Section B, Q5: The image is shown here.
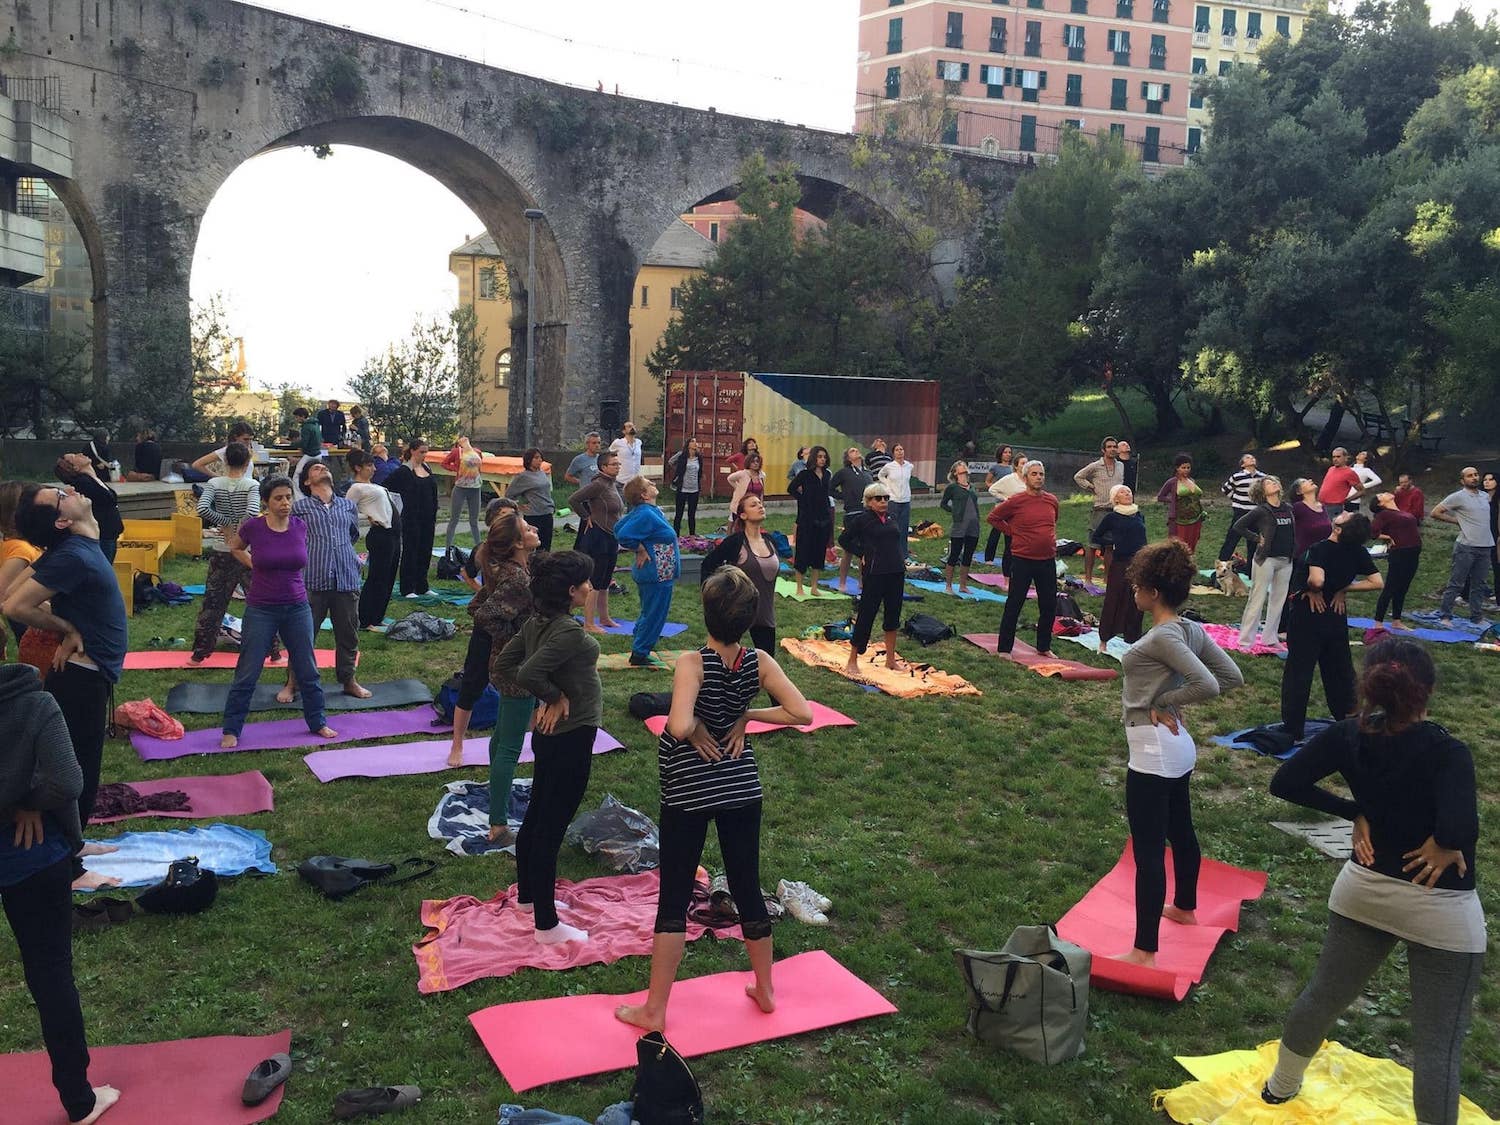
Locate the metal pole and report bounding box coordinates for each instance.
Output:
[523,208,544,448]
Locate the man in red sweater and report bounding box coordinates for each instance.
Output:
[1317,447,1363,510]
[988,460,1060,654]
[1394,472,1425,521]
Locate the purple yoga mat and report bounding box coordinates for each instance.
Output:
[304,728,626,782]
[133,708,446,761]
[91,771,275,823]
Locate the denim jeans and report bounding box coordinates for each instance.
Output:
[889,500,911,558]
[222,600,326,737]
[1440,543,1493,622]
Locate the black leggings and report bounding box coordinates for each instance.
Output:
[655,801,772,940]
[515,724,596,930]
[1125,768,1200,953]
[359,525,400,628]
[525,513,554,552]
[946,535,978,568]
[1375,546,1421,622]
[456,627,494,710]
[997,555,1057,654]
[749,624,775,655]
[673,491,699,536]
[983,526,1002,563]
[45,662,110,828]
[793,522,832,574]
[852,571,904,654]
[2,857,95,1122]
[1281,599,1356,739]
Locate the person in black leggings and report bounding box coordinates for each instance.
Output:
[1371,491,1422,628]
[446,498,519,767]
[615,567,812,1034]
[839,482,908,677]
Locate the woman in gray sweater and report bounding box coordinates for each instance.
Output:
[506,447,556,551]
[1117,539,1244,967]
[0,663,120,1124]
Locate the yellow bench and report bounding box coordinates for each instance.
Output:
[115,540,170,578]
[119,513,203,560]
[114,560,136,616]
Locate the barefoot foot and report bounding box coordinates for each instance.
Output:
[445,746,464,768]
[78,1086,121,1124]
[745,981,776,1013]
[534,922,589,945]
[78,842,120,857]
[219,733,238,749]
[275,686,296,704]
[315,726,338,739]
[583,624,607,635]
[599,618,620,629]
[186,657,206,668]
[1162,905,1198,926]
[1115,948,1156,967]
[487,824,515,846]
[71,871,122,892]
[342,681,373,700]
[615,1003,664,1032]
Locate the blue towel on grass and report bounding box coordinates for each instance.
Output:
[573,617,688,638]
[1346,617,1476,644]
[908,578,1007,603]
[817,577,921,600]
[1211,718,1335,761]
[79,824,276,890]
[428,779,532,857]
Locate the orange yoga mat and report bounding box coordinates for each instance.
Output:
[123,649,339,670]
[1055,839,1267,1001]
[0,1029,292,1125]
[425,450,550,475]
[470,950,897,1092]
[778,638,981,698]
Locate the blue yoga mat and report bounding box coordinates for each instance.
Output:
[1347,617,1476,644]
[573,617,688,638]
[78,824,276,889]
[180,583,206,595]
[817,577,921,600]
[1405,610,1487,634]
[908,578,1006,603]
[1210,718,1335,761]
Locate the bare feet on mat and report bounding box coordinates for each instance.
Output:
[316,726,338,739]
[842,659,861,678]
[534,922,589,945]
[945,585,954,594]
[1115,948,1156,967]
[79,1086,121,1124]
[186,656,205,667]
[1162,905,1198,926]
[487,824,515,846]
[599,618,619,629]
[72,871,122,892]
[809,587,821,597]
[343,681,373,700]
[745,981,776,1014]
[583,624,607,635]
[445,744,464,768]
[614,1003,664,1032]
[959,585,971,594]
[219,733,238,749]
[78,842,119,857]
[275,685,296,704]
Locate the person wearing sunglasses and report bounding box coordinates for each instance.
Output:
[838,484,908,677]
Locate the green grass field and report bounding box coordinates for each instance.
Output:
[3,496,1496,1123]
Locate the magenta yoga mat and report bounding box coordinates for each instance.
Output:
[304,727,626,782]
[133,707,446,761]
[90,771,274,823]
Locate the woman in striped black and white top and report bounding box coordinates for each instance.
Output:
[616,566,812,1034]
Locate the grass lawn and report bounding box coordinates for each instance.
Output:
[3,496,1497,1123]
[993,389,1164,452]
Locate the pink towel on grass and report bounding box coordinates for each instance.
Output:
[1200,622,1284,656]
[413,871,732,994]
[90,771,273,823]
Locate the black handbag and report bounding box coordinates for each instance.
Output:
[631,1031,704,1125]
[437,546,469,580]
[297,856,437,901]
[137,857,219,914]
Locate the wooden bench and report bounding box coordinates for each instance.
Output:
[114,560,136,616]
[120,513,204,560]
[115,540,170,578]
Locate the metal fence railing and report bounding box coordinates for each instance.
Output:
[0,74,65,109]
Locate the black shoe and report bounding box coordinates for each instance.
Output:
[334,1086,422,1119]
[242,1052,292,1105]
[1260,1083,1296,1105]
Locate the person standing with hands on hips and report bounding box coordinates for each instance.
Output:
[1073,436,1125,587]
[987,460,1060,656]
[610,422,643,490]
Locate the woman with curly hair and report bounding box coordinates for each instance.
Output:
[1116,539,1244,967]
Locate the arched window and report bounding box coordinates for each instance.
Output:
[495,348,512,389]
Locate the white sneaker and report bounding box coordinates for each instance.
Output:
[777,879,831,925]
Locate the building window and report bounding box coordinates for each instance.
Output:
[1143,125,1160,162]
[1019,69,1045,101]
[1063,117,1084,130]
[478,266,501,301]
[1221,8,1236,35]
[938,60,970,82]
[1064,24,1086,60]
[1194,4,1210,30]
[1025,20,1042,55]
[709,222,719,242]
[946,11,964,47]
[1020,114,1038,151]
[1150,34,1167,69]
[1219,59,1231,75]
[1190,56,1207,107]
[1153,0,1170,22]
[1141,80,1170,112]
[1110,122,1125,138]
[1246,11,1261,38]
[1071,0,1088,11]
[1116,0,1133,15]
[889,0,902,4]
[887,16,903,53]
[1108,28,1131,64]
[990,16,1008,51]
[1276,14,1290,36]
[885,66,901,99]
[1187,126,1202,153]
[1065,72,1083,106]
[981,64,1007,97]
[1111,77,1128,109]
[1027,0,1043,8]
[495,349,512,389]
[640,285,649,308]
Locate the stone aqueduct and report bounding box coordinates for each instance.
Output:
[7,0,1019,443]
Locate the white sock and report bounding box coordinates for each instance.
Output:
[534,922,589,945]
[1266,1043,1313,1099]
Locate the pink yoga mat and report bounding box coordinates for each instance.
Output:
[90,771,274,823]
[306,728,625,783]
[134,707,444,761]
[1200,622,1282,656]
[962,634,1119,681]
[1055,839,1267,1001]
[968,573,1036,597]
[0,1029,292,1125]
[642,701,856,738]
[415,872,726,994]
[470,949,897,1092]
[122,649,339,670]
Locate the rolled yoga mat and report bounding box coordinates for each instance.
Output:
[134,707,444,761]
[1055,839,1267,1001]
[468,949,898,1092]
[0,1029,293,1125]
[305,727,626,782]
[90,771,274,823]
[642,700,857,737]
[164,677,433,715]
[124,649,339,670]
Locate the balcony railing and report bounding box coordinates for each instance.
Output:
[1192,30,1210,45]
[0,74,65,108]
[1221,33,1237,48]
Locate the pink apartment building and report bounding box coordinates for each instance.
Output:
[855,0,1193,166]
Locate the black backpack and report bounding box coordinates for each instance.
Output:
[903,613,954,646]
[632,1031,704,1125]
[1055,592,1084,620]
[628,691,673,720]
[297,856,437,900]
[436,546,469,580]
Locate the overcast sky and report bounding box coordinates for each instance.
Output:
[190,0,1497,398]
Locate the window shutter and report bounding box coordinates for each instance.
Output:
[1039,71,1047,89]
[962,63,970,80]
[1005,66,1014,84]
[1162,83,1170,100]
[1141,81,1148,98]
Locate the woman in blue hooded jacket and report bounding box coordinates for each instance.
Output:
[615,476,682,667]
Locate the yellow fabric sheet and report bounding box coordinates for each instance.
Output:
[1155,1040,1496,1124]
[778,638,981,699]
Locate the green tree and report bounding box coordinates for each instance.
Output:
[451,304,488,439]
[348,314,466,445]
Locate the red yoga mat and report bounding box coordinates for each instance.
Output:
[0,1029,292,1125]
[642,700,857,738]
[123,649,339,670]
[1055,839,1268,1001]
[90,771,274,823]
[469,949,897,1092]
[962,634,1119,681]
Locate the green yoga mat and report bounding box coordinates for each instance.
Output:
[165,678,435,715]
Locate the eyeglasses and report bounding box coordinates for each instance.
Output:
[54,487,68,506]
[870,495,890,502]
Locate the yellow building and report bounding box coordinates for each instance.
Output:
[448,234,515,444]
[628,220,717,428]
[1187,0,1308,154]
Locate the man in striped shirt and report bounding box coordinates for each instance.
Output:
[286,461,369,700]
[190,441,261,665]
[1218,453,1265,565]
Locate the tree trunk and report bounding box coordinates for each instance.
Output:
[1147,381,1182,437]
[1102,385,1136,442]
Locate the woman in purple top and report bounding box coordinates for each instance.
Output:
[219,475,336,748]
[1290,477,1333,558]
